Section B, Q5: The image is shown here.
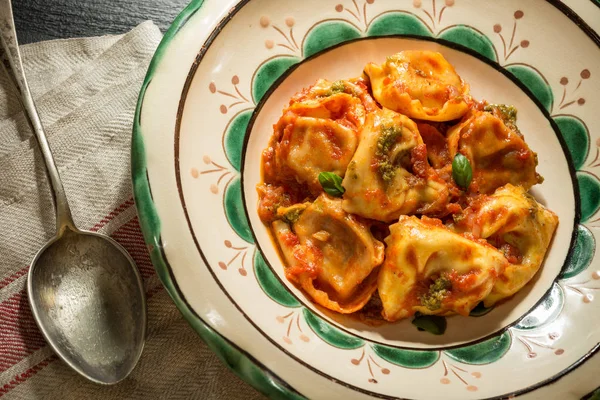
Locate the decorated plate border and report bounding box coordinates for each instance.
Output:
[238,33,580,350]
[175,0,593,395]
[133,0,600,398]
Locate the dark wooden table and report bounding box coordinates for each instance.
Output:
[13,0,189,44]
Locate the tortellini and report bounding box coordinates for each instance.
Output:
[257,51,557,324]
[264,79,375,193]
[378,216,509,321]
[342,109,449,222]
[365,51,472,121]
[272,194,385,313]
[453,184,559,306]
[447,110,542,194]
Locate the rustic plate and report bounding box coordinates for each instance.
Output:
[132,0,600,398]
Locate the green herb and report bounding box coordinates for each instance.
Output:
[376,125,403,183]
[452,212,465,224]
[452,153,473,190]
[378,160,397,184]
[484,104,520,133]
[276,203,308,224]
[419,275,452,311]
[412,313,447,335]
[326,80,346,96]
[377,125,402,155]
[283,209,302,224]
[318,172,345,197]
[587,388,600,400]
[469,301,493,317]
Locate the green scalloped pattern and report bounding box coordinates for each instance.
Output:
[224,109,253,172]
[371,344,439,369]
[254,251,300,307]
[515,283,564,330]
[224,175,254,243]
[302,308,364,349]
[438,25,497,62]
[132,2,306,398]
[560,224,596,279]
[506,64,554,112]
[582,386,600,400]
[445,331,512,365]
[366,12,432,37]
[303,21,362,58]
[578,172,600,223]
[554,115,590,170]
[252,56,300,104]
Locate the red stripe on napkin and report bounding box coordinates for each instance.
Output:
[90,198,135,232]
[0,269,29,291]
[0,356,58,396]
[0,292,47,373]
[110,217,156,279]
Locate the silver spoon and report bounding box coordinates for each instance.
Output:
[0,0,146,384]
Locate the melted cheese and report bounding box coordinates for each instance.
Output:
[342,108,449,222]
[272,194,385,313]
[365,51,471,121]
[447,110,541,194]
[378,216,508,321]
[454,184,559,306]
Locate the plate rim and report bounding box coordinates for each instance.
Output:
[131,1,305,398]
[132,0,600,398]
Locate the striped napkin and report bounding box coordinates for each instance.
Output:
[0,21,263,399]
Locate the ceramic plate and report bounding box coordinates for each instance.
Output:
[132,0,600,398]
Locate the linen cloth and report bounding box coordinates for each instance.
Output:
[0,21,264,399]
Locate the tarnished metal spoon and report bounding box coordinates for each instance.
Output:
[0,0,146,384]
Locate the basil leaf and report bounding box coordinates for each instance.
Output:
[452,153,473,190]
[469,301,494,317]
[411,314,447,335]
[318,172,345,197]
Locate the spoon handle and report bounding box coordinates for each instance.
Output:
[0,0,75,232]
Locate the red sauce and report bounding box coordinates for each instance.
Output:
[287,242,322,279]
[281,231,299,247]
[516,148,532,161]
[256,71,547,323]
[277,120,295,160]
[420,216,444,228]
[405,245,418,267]
[323,125,343,160]
[410,144,430,179]
[499,242,522,264]
[419,123,451,169]
[448,269,480,293]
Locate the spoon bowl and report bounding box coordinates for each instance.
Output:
[28,227,146,384]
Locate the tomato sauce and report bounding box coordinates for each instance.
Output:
[255,60,552,324]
